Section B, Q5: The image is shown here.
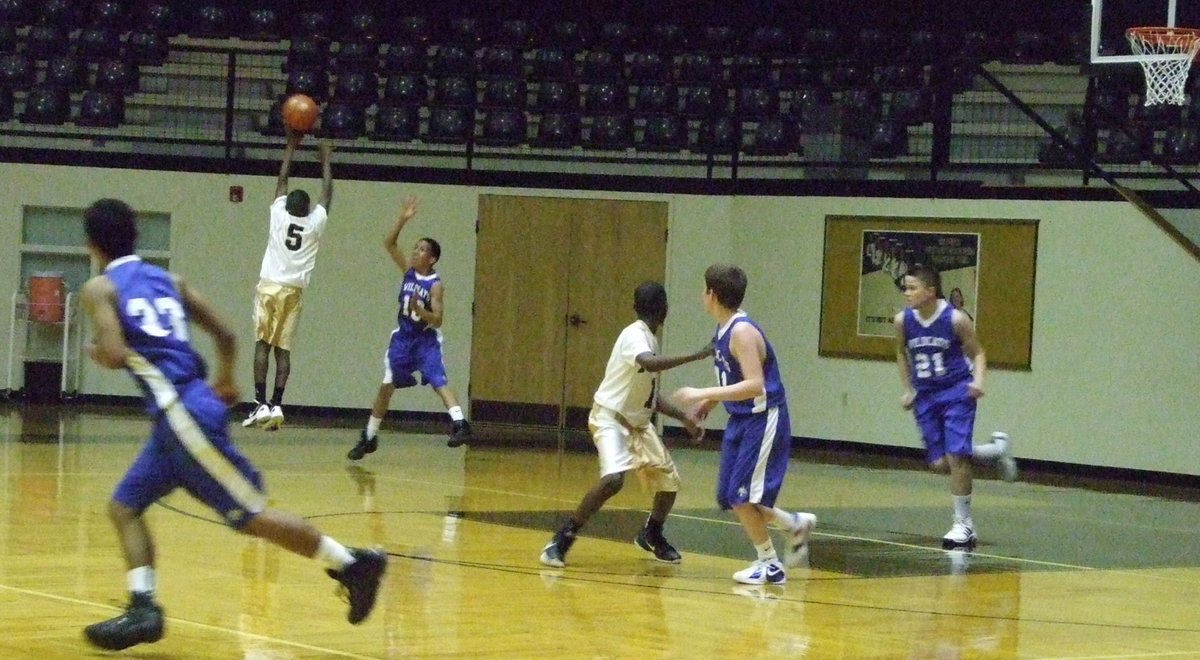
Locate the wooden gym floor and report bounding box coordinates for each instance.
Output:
[2,402,1199,658]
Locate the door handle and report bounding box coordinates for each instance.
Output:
[567,313,587,327]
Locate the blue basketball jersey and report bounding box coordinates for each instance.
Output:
[397,268,440,337]
[106,256,206,412]
[902,300,971,393]
[713,312,786,415]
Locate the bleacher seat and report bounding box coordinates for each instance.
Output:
[25,25,69,60]
[584,81,627,113]
[287,38,329,72]
[127,31,168,67]
[77,89,124,127]
[77,27,120,62]
[21,86,70,124]
[634,84,677,115]
[382,43,425,74]
[695,115,739,153]
[345,11,378,41]
[383,73,428,106]
[244,7,280,41]
[586,112,633,149]
[637,114,686,151]
[432,75,475,108]
[534,79,579,111]
[479,109,527,146]
[372,104,419,141]
[294,11,329,40]
[335,42,380,72]
[446,17,481,46]
[333,71,379,107]
[746,117,798,156]
[478,46,522,78]
[321,102,365,139]
[0,51,33,89]
[534,112,580,147]
[628,52,671,85]
[95,58,139,94]
[480,77,526,109]
[869,119,908,158]
[44,54,87,90]
[189,5,229,39]
[495,19,531,48]
[427,106,471,143]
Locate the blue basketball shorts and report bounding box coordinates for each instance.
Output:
[716,405,792,510]
[912,380,977,463]
[384,328,448,389]
[113,380,266,529]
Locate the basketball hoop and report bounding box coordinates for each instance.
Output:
[1126,26,1200,105]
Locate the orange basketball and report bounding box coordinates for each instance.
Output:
[282,94,318,133]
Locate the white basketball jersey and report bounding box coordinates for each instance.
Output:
[592,320,658,427]
[259,196,328,288]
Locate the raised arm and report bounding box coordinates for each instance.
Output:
[174,275,238,404]
[894,312,915,410]
[274,128,301,199]
[80,276,130,369]
[953,309,986,399]
[384,195,418,270]
[317,140,334,212]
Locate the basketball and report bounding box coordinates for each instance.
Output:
[282,94,318,133]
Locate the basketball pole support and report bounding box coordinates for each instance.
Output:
[972,61,1200,260]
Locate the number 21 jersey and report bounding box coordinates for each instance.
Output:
[902,299,970,393]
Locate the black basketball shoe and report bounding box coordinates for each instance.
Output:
[83,592,164,650]
[326,548,388,624]
[447,420,472,448]
[347,430,378,461]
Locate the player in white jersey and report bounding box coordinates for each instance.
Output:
[244,127,333,431]
[540,282,711,568]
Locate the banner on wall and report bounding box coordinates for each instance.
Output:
[857,230,979,337]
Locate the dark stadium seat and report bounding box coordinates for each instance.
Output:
[372,104,419,141]
[21,86,70,125]
[77,89,124,127]
[533,112,581,148]
[478,109,527,146]
[427,106,471,143]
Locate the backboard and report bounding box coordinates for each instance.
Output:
[1090,0,1200,63]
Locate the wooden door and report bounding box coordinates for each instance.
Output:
[561,198,668,428]
[470,195,667,428]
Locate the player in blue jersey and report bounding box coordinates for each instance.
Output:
[894,264,1016,550]
[674,264,816,586]
[347,194,471,460]
[78,199,385,651]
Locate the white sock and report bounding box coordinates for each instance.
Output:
[952,494,972,521]
[314,536,355,570]
[366,415,383,439]
[754,539,778,562]
[127,566,155,594]
[768,507,796,530]
[973,435,1007,460]
[447,406,465,422]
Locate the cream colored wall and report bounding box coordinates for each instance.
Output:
[2,164,1197,474]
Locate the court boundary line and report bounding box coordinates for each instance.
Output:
[0,582,382,659]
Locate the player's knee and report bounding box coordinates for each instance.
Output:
[599,472,625,496]
[928,457,950,474]
[107,499,137,525]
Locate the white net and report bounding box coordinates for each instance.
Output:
[1126,27,1200,106]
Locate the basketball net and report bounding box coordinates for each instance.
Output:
[1126,27,1200,106]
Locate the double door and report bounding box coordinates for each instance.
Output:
[470,195,667,429]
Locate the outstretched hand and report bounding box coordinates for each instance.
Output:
[400,194,418,222]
